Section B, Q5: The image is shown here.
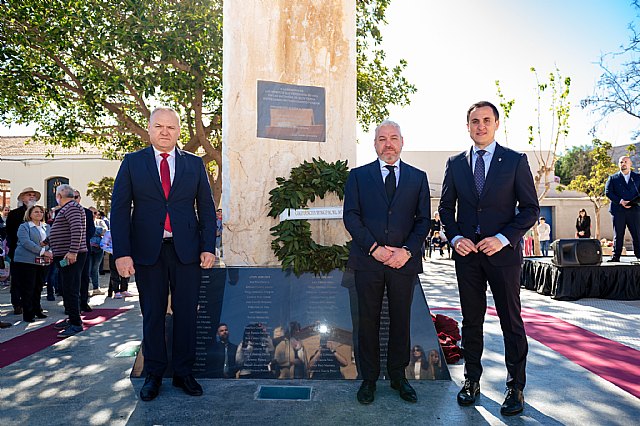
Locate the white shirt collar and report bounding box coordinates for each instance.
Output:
[153,146,176,158]
[28,221,44,228]
[378,158,400,170]
[474,141,497,155]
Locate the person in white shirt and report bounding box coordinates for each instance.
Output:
[537,217,551,256]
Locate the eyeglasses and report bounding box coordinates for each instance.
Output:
[413,348,421,352]
[74,196,80,199]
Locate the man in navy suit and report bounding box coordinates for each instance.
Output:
[111,107,216,401]
[438,101,539,416]
[343,120,430,405]
[605,155,640,261]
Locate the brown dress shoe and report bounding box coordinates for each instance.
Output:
[0,321,12,329]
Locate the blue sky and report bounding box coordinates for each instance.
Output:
[356,0,640,164]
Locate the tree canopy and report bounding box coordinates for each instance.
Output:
[554,145,596,185]
[0,0,416,203]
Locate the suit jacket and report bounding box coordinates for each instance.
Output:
[13,222,50,264]
[343,160,431,275]
[605,171,640,214]
[575,215,591,238]
[111,146,216,265]
[438,143,539,267]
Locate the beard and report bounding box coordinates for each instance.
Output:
[25,199,37,208]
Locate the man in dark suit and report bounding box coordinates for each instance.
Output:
[111,107,217,401]
[605,155,640,261]
[343,120,430,405]
[438,101,539,416]
[205,323,238,378]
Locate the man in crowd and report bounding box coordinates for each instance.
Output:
[50,184,88,338]
[111,107,217,401]
[73,190,95,311]
[343,119,430,405]
[605,155,640,262]
[439,101,539,416]
[5,187,41,315]
[537,217,551,257]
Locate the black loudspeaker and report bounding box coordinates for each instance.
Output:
[551,239,602,266]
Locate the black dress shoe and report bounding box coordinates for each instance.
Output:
[390,378,417,403]
[172,374,203,396]
[500,387,524,416]
[606,257,620,263]
[13,306,22,315]
[35,312,48,319]
[357,380,376,405]
[81,304,93,313]
[140,374,162,401]
[457,379,480,406]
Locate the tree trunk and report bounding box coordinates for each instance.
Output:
[594,206,601,240]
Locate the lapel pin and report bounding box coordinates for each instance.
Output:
[498,157,502,162]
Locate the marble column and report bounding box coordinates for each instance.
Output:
[222,0,356,266]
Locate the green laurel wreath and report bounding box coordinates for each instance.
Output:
[268,158,351,276]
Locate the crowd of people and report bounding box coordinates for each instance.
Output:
[0,185,135,333]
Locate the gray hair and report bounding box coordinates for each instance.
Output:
[150,107,181,127]
[374,120,402,139]
[56,184,75,198]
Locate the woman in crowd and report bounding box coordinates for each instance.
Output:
[13,205,52,322]
[406,346,444,380]
[575,209,591,238]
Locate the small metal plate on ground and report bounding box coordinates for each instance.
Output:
[256,385,313,401]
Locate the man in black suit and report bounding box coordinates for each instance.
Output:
[438,101,539,416]
[111,107,217,401]
[343,120,430,405]
[605,155,640,261]
[206,323,238,378]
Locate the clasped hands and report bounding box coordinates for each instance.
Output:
[371,244,410,269]
[454,236,503,257]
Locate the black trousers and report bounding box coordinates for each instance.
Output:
[56,252,88,327]
[13,262,46,320]
[455,253,528,390]
[136,241,201,377]
[612,207,640,259]
[354,268,415,381]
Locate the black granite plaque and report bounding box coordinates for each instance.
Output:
[257,80,326,142]
[132,267,450,381]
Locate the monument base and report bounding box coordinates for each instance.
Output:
[132,267,450,381]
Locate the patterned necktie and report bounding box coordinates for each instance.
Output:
[385,165,396,201]
[474,150,487,194]
[160,153,172,232]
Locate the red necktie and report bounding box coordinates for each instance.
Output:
[160,153,172,233]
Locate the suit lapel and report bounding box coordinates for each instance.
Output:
[462,149,478,198]
[367,161,389,202]
[144,146,165,198]
[171,148,186,198]
[481,144,505,198]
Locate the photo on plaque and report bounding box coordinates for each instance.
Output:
[257,80,326,142]
[131,267,450,382]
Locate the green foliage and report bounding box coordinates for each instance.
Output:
[495,80,515,145]
[559,139,617,239]
[86,176,115,213]
[268,158,350,276]
[527,66,572,201]
[1,0,415,203]
[554,145,596,185]
[356,0,417,130]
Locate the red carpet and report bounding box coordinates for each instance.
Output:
[0,308,129,369]
[433,306,640,399]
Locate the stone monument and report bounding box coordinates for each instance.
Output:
[222,0,356,266]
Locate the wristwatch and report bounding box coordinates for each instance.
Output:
[402,246,412,258]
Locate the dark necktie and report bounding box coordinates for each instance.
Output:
[474,150,487,194]
[160,153,172,233]
[385,165,396,201]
